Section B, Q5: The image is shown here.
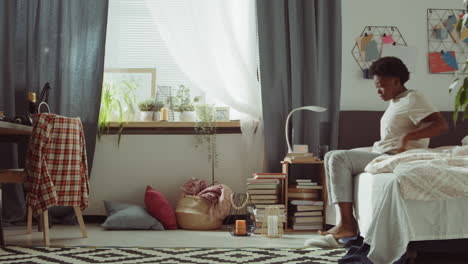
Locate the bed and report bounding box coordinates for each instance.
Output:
[337,111,468,264]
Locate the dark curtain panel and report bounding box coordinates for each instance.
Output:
[257,0,342,171]
[0,0,108,223]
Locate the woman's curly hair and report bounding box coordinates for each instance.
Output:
[369,56,410,84]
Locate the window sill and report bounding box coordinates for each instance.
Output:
[104,121,241,135]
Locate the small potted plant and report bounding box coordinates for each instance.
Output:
[152,101,165,121]
[138,99,156,121]
[170,85,201,122]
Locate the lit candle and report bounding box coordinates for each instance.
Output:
[160,107,168,121]
[235,220,246,235]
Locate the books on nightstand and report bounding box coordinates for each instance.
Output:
[289,179,324,230]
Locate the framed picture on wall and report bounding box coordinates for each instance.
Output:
[104,68,156,102]
[214,107,230,121]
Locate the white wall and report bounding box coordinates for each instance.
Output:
[85,134,244,215]
[341,0,462,111]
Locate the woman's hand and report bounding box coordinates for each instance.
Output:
[396,135,410,153]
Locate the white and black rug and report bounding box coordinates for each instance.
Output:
[0,246,346,264]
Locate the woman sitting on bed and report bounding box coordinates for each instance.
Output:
[320,56,448,241]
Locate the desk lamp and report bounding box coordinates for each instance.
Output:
[285,106,327,154]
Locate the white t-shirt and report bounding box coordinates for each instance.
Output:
[372,90,438,153]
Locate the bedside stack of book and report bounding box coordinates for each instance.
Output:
[289,179,324,230]
[247,173,286,234]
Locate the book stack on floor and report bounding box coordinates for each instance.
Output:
[252,204,286,234]
[289,179,324,230]
[247,173,286,234]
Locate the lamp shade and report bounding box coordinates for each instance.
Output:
[285,106,327,154]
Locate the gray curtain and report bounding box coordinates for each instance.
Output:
[257,0,342,171]
[0,0,108,223]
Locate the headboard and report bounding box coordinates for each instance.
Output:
[338,111,468,150]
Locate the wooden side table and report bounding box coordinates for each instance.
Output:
[281,159,327,232]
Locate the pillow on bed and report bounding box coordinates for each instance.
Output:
[462,135,468,146]
[102,200,165,230]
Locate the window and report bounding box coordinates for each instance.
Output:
[103,0,257,126]
[104,0,205,121]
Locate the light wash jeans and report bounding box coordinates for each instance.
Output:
[325,150,383,204]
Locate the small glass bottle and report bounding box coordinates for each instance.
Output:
[27,92,37,125]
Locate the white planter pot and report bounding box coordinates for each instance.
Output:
[140,111,154,121]
[153,111,161,121]
[179,111,196,122]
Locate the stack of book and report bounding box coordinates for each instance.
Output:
[288,179,321,200]
[252,204,286,234]
[289,179,324,230]
[290,200,324,230]
[284,153,320,163]
[248,173,286,234]
[247,178,280,205]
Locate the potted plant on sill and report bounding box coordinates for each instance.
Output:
[138,99,155,121]
[98,78,137,144]
[170,85,201,122]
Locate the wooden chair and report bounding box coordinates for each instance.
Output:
[0,169,87,246]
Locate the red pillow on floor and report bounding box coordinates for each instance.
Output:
[144,186,177,230]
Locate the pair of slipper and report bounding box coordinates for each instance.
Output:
[304,234,357,248]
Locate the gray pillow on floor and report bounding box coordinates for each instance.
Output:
[102,200,164,230]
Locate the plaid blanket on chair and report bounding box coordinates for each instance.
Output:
[25,113,90,213]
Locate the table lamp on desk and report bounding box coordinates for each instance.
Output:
[284,106,327,158]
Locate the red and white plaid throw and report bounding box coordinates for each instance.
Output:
[25,113,90,214]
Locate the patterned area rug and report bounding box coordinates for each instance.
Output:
[0,246,346,264]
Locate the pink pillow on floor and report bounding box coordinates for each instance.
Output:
[144,186,177,230]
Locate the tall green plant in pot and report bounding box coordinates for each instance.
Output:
[170,85,201,122]
[450,4,468,123]
[195,104,218,185]
[98,78,137,144]
[449,65,468,123]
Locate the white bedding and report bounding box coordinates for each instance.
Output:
[354,172,468,264]
[364,146,468,201]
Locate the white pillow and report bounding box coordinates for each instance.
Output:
[462,135,468,146]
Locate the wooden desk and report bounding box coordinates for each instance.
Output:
[0,121,33,135]
[0,121,31,246]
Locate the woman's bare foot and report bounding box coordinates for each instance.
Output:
[331,223,358,239]
[318,225,339,236]
[318,221,358,238]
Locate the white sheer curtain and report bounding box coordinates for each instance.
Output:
[145,0,265,185]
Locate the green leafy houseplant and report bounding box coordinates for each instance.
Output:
[98,78,138,144]
[449,65,468,123]
[138,99,157,112]
[194,104,218,185]
[170,85,201,113]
